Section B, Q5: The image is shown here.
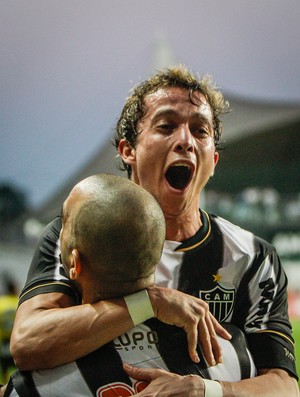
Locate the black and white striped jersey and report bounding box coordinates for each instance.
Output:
[8,321,256,397]
[155,210,297,378]
[18,210,298,381]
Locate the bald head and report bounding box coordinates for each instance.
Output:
[60,174,165,301]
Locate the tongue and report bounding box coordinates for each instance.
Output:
[165,166,190,190]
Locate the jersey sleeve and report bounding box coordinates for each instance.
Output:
[235,241,298,380]
[19,216,80,306]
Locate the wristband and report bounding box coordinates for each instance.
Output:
[124,289,154,326]
[203,379,223,397]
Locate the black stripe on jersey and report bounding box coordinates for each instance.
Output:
[176,210,211,252]
[177,212,224,296]
[231,237,295,344]
[247,332,299,380]
[145,320,254,380]
[230,236,274,330]
[18,282,80,306]
[223,324,252,379]
[3,377,13,397]
[76,342,132,395]
[19,216,81,305]
[145,319,211,379]
[11,370,41,397]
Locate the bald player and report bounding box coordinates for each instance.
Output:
[5,174,255,396]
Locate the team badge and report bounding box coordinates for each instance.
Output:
[199,284,235,322]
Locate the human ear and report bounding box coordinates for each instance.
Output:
[118,139,136,166]
[211,151,219,176]
[69,249,82,280]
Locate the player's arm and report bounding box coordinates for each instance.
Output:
[225,368,299,397]
[124,365,300,397]
[221,368,299,397]
[11,286,230,371]
[10,291,133,370]
[11,216,230,371]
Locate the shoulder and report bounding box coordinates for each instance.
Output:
[210,213,275,255]
[40,216,62,241]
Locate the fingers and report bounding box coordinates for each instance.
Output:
[147,287,231,368]
[211,314,232,340]
[197,313,232,366]
[185,324,200,363]
[197,314,217,366]
[123,363,166,382]
[201,313,221,366]
[183,301,216,366]
[208,315,232,365]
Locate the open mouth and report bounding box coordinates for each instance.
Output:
[165,164,192,190]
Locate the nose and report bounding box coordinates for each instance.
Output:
[174,125,194,153]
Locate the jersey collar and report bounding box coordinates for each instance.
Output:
[175,209,211,252]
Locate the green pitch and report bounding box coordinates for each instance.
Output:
[291,318,300,387]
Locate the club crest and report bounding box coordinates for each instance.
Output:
[199,284,235,322]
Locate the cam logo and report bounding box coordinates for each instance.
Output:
[199,284,235,322]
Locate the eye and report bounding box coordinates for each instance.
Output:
[191,126,212,140]
[193,128,208,137]
[156,123,176,133]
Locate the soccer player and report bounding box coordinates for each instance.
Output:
[5,174,256,396]
[11,66,299,396]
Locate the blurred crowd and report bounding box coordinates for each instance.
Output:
[205,187,300,229]
[0,272,18,384]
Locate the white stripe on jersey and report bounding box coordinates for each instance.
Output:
[245,253,278,332]
[53,238,64,282]
[210,339,256,381]
[155,240,183,289]
[114,323,169,370]
[114,323,256,381]
[32,362,93,396]
[17,323,255,397]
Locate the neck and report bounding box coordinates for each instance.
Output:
[81,276,155,304]
[164,207,202,242]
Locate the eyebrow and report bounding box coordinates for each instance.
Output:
[151,108,181,122]
[151,108,213,126]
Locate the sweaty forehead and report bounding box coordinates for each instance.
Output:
[144,87,212,119]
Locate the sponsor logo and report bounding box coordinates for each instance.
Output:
[114,330,158,352]
[199,284,235,322]
[284,347,295,362]
[249,278,275,328]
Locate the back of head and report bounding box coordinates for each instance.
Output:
[71,174,165,297]
[114,64,229,177]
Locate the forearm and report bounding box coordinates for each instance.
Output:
[11,286,230,371]
[221,369,299,397]
[11,297,133,370]
[124,366,299,397]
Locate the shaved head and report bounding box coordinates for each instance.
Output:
[60,174,165,300]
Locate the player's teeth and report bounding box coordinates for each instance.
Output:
[174,163,189,167]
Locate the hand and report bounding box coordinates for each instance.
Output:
[147,286,231,366]
[123,363,205,397]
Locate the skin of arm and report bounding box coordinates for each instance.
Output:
[10,292,133,370]
[124,365,300,397]
[10,286,231,371]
